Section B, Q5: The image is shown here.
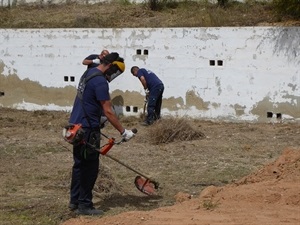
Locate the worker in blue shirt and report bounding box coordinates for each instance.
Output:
[131,66,164,126]
[82,49,109,69]
[68,52,135,216]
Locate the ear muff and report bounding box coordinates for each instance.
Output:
[112,60,125,73]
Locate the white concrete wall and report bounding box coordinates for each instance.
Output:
[0,27,299,121]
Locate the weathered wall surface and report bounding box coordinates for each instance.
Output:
[0,27,299,122]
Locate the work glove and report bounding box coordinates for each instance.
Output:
[121,129,135,142]
[92,58,100,64]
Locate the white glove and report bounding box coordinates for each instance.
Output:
[121,129,135,142]
[92,58,100,64]
[144,89,149,95]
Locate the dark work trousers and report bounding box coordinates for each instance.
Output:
[147,83,164,124]
[70,129,100,209]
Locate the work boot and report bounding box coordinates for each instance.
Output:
[140,121,150,126]
[141,120,154,126]
[75,207,104,216]
[69,203,78,211]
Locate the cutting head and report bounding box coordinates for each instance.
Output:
[134,176,159,195]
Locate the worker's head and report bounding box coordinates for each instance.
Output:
[99,50,109,60]
[101,52,125,82]
[130,66,139,77]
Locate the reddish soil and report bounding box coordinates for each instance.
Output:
[62,147,300,225]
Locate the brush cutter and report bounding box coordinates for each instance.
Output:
[94,129,159,196]
[63,125,159,195]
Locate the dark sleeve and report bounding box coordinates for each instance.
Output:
[85,54,99,60]
[95,80,110,101]
[137,68,146,79]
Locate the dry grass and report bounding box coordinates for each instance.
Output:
[147,117,206,144]
[0,1,298,28]
[94,164,123,194]
[1,108,300,225]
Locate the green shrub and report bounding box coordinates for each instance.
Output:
[273,0,300,19]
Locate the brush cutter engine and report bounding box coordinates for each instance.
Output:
[62,124,85,145]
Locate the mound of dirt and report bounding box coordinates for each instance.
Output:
[61,147,300,225]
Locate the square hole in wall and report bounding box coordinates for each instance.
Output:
[64,76,69,82]
[209,60,215,66]
[217,60,223,66]
[0,91,4,96]
[133,106,138,112]
[136,49,142,55]
[267,112,273,118]
[126,106,131,112]
[70,76,75,82]
[276,113,282,119]
[143,50,149,55]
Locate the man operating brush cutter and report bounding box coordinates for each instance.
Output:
[63,126,159,196]
[63,52,136,216]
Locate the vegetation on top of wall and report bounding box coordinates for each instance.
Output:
[272,0,300,19]
[0,0,299,28]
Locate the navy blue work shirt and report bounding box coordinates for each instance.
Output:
[69,68,110,128]
[136,68,163,91]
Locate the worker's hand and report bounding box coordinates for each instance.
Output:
[92,58,100,64]
[121,129,135,142]
[144,89,149,95]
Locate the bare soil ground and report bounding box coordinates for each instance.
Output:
[0,107,299,225]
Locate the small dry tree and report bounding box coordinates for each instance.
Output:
[147,117,206,144]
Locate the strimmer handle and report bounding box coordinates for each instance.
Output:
[100,129,137,155]
[100,138,115,155]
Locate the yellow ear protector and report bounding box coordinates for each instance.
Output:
[112,60,125,73]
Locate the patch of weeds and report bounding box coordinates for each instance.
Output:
[0,186,72,225]
[33,110,49,116]
[147,116,206,144]
[202,200,219,210]
[44,146,62,153]
[118,0,132,6]
[7,117,14,122]
[202,164,251,185]
[36,175,50,180]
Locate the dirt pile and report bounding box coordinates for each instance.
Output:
[62,147,300,225]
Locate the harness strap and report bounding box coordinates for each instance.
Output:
[77,71,105,129]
